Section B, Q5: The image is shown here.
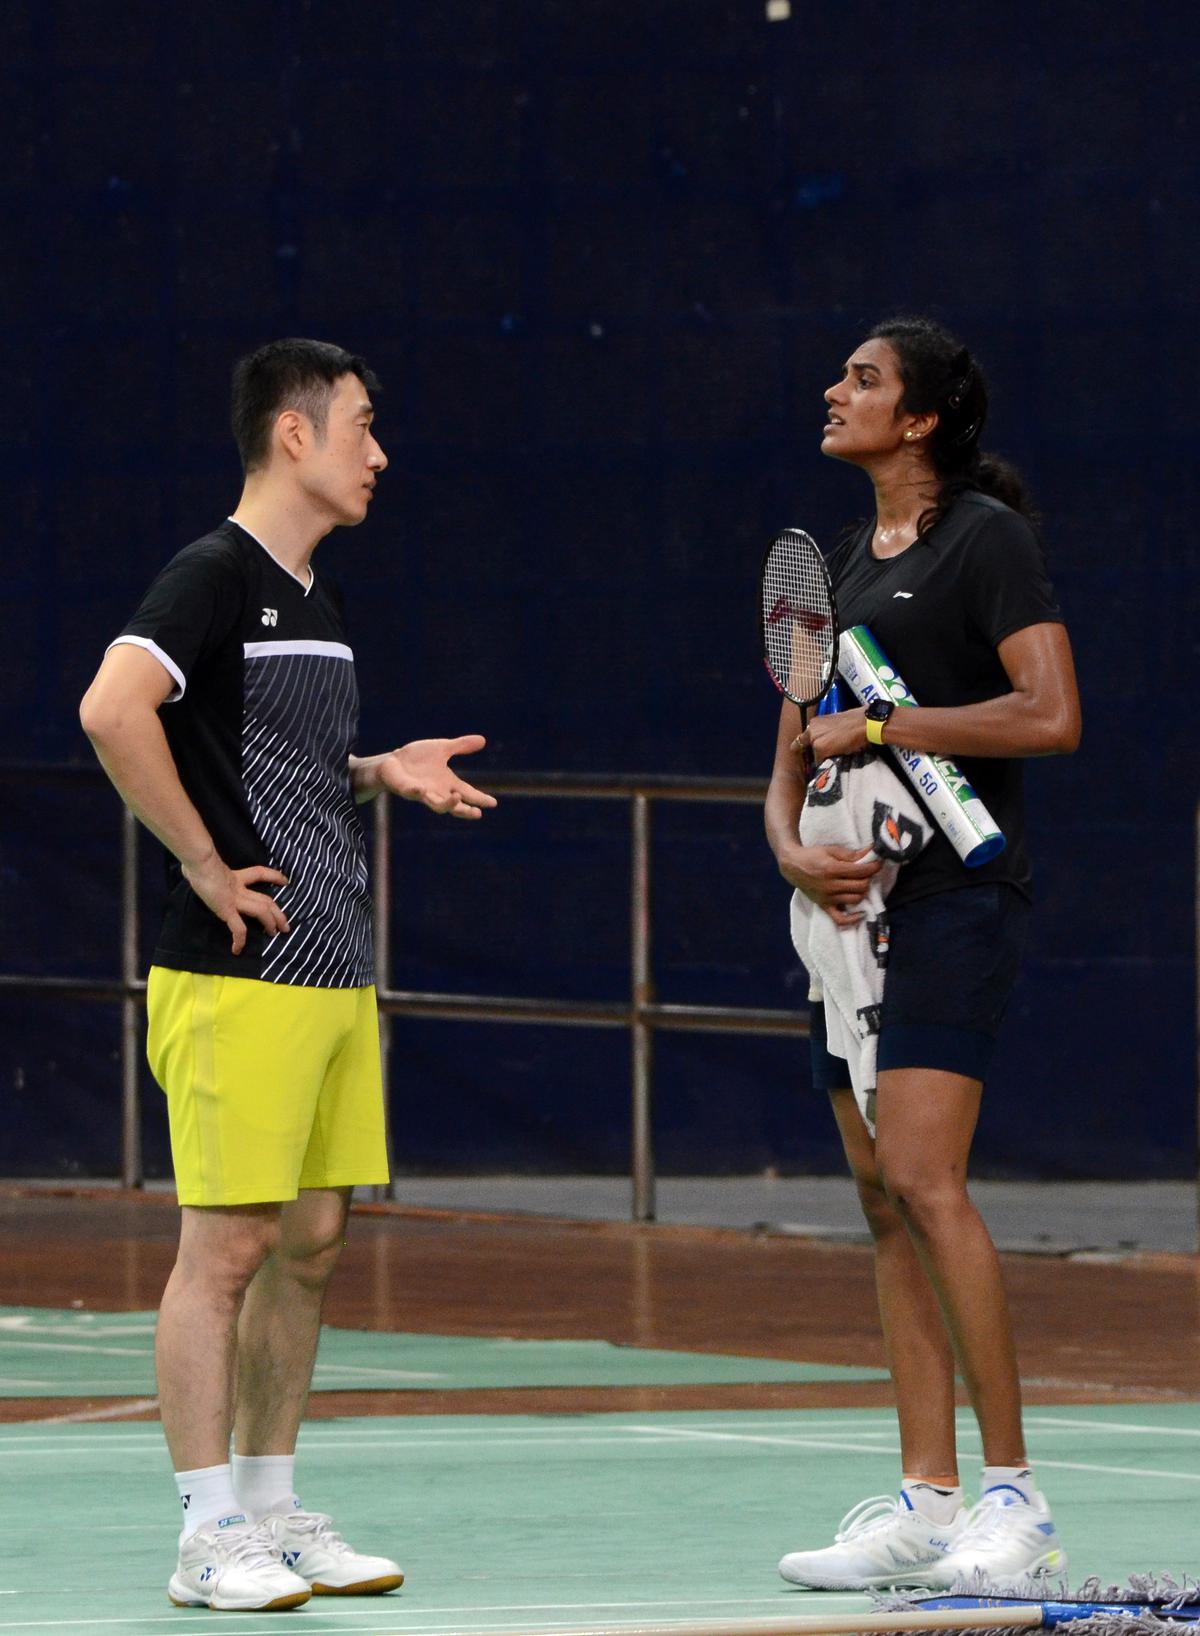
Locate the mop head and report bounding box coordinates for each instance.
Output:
[875,1572,1200,1636]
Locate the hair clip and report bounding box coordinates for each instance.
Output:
[946,369,973,411]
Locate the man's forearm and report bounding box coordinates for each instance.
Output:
[86,709,217,869]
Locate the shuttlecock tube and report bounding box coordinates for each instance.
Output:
[838,625,1005,868]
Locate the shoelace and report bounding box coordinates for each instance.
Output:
[211,1523,288,1572]
[954,1491,1035,1548]
[273,1510,351,1555]
[834,1495,903,1541]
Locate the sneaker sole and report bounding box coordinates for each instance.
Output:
[779,1563,951,1591]
[312,1572,405,1595]
[168,1578,312,1612]
[923,1548,1067,1592]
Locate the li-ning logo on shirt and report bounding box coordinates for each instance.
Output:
[261,608,279,626]
[892,591,914,600]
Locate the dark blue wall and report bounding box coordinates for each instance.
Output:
[1,2,1195,1178]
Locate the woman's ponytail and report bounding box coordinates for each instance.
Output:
[867,317,1036,535]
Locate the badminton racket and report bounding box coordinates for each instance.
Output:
[759,528,840,777]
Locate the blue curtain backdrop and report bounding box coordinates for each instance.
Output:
[1,0,1194,1178]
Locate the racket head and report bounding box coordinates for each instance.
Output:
[759,527,840,709]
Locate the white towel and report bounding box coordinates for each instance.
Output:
[789,752,932,1135]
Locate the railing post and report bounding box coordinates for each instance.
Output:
[373,793,397,1202]
[630,792,655,1222]
[120,806,143,1189]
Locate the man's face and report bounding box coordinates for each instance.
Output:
[298,373,387,525]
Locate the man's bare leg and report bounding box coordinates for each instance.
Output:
[156,1204,280,1471]
[233,1186,352,1456]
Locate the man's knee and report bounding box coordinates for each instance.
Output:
[174,1208,280,1302]
[276,1192,350,1289]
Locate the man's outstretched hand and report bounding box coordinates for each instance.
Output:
[378,735,498,819]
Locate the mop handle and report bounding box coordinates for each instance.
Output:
[527,1605,1047,1636]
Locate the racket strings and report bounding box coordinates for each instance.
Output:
[761,529,837,707]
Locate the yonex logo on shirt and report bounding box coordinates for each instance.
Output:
[261,607,278,626]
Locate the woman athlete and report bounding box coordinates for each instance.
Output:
[765,317,1081,1591]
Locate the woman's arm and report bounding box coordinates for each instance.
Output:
[801,622,1081,763]
[764,698,881,926]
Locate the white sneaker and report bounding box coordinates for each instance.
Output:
[778,1494,967,1590]
[261,1509,404,1595]
[923,1486,1066,1589]
[168,1517,312,1610]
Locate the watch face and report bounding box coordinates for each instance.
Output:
[866,699,893,720]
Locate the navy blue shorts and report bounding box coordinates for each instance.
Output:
[809,884,1031,1090]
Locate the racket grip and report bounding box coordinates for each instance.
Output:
[816,680,843,716]
[838,626,1005,867]
[799,705,815,780]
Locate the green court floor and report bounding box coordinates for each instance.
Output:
[0,1308,887,1396]
[1,1404,1197,1635]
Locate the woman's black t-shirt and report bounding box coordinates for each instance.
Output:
[825,491,1063,907]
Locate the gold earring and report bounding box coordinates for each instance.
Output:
[904,431,914,440]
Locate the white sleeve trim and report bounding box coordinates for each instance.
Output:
[106,635,187,703]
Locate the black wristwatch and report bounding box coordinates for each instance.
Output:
[864,697,895,746]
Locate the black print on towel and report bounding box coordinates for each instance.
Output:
[242,643,373,987]
[867,913,891,969]
[806,759,844,806]
[871,800,924,863]
[856,1002,882,1038]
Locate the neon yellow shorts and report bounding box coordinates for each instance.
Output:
[146,967,390,1207]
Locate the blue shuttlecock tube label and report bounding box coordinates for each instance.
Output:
[839,625,1005,868]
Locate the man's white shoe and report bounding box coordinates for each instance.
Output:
[261,1509,404,1595]
[168,1518,312,1610]
[778,1494,967,1590]
[923,1486,1066,1590]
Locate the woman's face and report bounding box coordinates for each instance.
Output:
[821,337,914,464]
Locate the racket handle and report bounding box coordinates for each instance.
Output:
[799,705,815,780]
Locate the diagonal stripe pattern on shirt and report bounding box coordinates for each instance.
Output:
[241,647,373,988]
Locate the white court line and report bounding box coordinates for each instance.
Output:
[1027,1413,1200,1438]
[28,1398,159,1426]
[0,1341,151,1358]
[0,1321,155,1337]
[0,1433,725,1457]
[312,1366,448,1380]
[622,1423,1200,1483]
[0,1592,861,1632]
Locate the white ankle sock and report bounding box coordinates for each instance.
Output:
[232,1452,301,1521]
[981,1463,1037,1503]
[901,1477,964,1525]
[175,1463,245,1540]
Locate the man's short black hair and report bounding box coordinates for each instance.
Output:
[231,338,381,474]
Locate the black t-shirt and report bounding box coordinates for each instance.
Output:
[112,520,374,985]
[825,491,1063,906]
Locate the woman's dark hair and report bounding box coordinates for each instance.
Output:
[231,337,381,474]
[867,316,1035,536]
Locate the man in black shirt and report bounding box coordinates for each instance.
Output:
[81,339,496,1612]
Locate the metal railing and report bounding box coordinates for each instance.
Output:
[0,768,807,1221]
